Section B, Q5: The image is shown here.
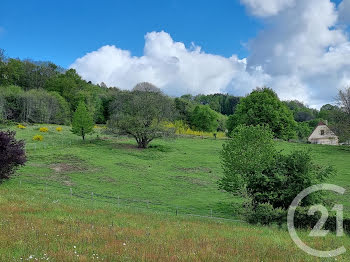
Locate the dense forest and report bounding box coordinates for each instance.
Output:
[1,48,349,142]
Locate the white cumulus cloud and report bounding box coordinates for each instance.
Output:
[71,31,257,97]
[245,0,350,107]
[240,0,296,16]
[71,0,350,108]
[339,0,350,24]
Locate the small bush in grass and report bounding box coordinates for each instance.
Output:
[56,127,62,132]
[33,135,43,141]
[39,127,49,132]
[17,124,26,129]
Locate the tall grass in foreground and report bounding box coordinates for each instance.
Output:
[0,187,349,261]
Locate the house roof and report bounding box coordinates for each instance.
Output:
[317,121,327,126]
[308,121,338,141]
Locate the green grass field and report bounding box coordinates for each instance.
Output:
[1,124,350,261]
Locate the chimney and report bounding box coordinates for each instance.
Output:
[325,120,328,126]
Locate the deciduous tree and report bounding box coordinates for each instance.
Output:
[108,83,175,148]
[227,88,297,140]
[191,105,219,132]
[71,101,94,140]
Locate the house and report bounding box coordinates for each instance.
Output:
[308,121,339,145]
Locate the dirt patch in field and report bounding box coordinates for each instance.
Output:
[49,155,89,174]
[48,162,94,186]
[50,163,86,173]
[47,155,97,186]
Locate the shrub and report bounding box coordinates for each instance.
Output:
[247,203,286,226]
[296,122,312,140]
[0,130,27,181]
[17,124,26,129]
[220,125,334,225]
[292,207,350,234]
[39,127,49,132]
[56,127,62,132]
[33,135,44,141]
[219,125,277,193]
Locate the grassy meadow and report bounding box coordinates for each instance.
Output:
[1,124,350,261]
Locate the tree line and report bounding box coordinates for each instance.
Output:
[1,48,350,144]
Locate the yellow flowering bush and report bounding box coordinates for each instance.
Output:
[56,127,62,132]
[94,125,107,129]
[39,127,49,132]
[165,120,226,138]
[33,135,44,141]
[17,124,26,129]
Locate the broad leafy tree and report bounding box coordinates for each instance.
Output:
[190,105,219,132]
[193,93,240,115]
[318,104,338,121]
[71,101,94,140]
[108,82,175,148]
[284,100,318,122]
[174,97,195,125]
[227,88,297,140]
[0,130,26,182]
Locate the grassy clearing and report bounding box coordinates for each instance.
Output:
[5,124,350,217]
[3,124,237,218]
[1,124,350,260]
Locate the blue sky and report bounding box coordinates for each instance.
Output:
[1,0,349,107]
[1,0,262,68]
